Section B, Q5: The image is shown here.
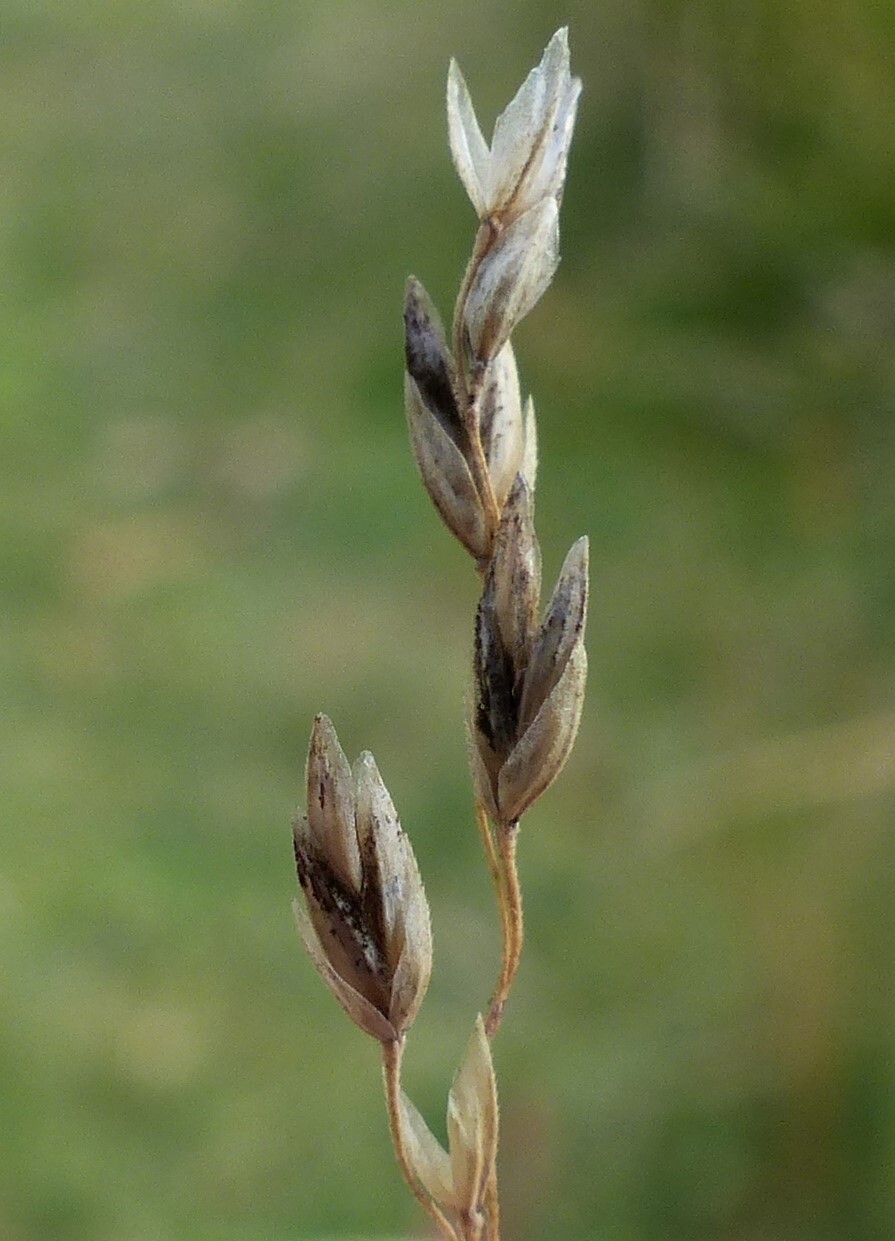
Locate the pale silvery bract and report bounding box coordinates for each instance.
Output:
[463,197,560,362]
[398,1015,498,1220]
[447,27,581,225]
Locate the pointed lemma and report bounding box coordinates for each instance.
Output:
[470,533,589,826]
[404,279,490,561]
[292,715,432,1041]
[396,1015,499,1227]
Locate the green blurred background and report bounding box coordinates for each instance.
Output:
[3,1,894,1238]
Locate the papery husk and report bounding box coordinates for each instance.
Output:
[293,900,397,1043]
[446,1015,498,1220]
[406,372,489,560]
[498,640,587,825]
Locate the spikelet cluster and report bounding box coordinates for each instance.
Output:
[291,30,588,1241]
[472,482,588,826]
[404,27,588,827]
[293,715,431,1043]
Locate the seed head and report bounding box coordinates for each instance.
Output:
[471,489,588,825]
[404,278,490,561]
[447,28,581,226]
[293,715,432,1042]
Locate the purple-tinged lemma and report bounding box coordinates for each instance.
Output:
[470,480,588,826]
[404,279,537,563]
[292,715,432,1043]
[292,29,587,1241]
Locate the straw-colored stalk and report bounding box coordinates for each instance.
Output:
[291,30,588,1241]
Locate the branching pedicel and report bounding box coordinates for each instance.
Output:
[292,30,587,1241]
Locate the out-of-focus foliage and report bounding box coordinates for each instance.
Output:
[2,1,893,1238]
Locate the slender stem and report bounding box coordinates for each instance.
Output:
[459,1209,486,1241]
[485,822,524,1039]
[474,800,506,1241]
[476,800,514,1029]
[475,800,507,934]
[464,391,502,540]
[381,1037,461,1241]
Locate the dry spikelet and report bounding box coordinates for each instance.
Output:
[293,715,432,1041]
[408,27,581,564]
[398,1015,498,1224]
[447,27,581,226]
[404,278,491,560]
[478,341,526,509]
[448,1013,499,1223]
[294,29,587,1241]
[464,197,560,365]
[471,491,589,826]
